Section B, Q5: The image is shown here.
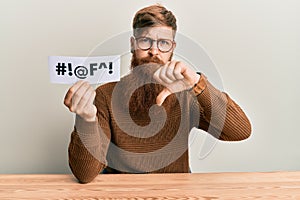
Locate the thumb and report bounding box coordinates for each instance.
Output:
[156,88,172,106]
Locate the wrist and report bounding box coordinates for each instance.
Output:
[75,115,99,135]
[194,72,201,85]
[188,72,201,90]
[83,115,97,122]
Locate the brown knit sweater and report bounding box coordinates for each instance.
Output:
[68,74,251,183]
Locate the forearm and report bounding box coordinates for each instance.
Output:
[193,74,252,141]
[68,116,108,183]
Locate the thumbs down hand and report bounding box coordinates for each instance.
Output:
[153,60,201,106]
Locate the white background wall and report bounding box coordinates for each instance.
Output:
[0,0,299,173]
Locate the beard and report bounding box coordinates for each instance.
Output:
[118,52,176,120]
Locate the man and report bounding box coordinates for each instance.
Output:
[64,5,251,183]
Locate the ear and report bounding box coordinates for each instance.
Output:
[130,36,135,53]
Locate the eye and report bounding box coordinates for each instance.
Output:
[159,39,171,46]
[139,37,151,43]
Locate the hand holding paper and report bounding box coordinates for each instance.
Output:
[64,81,97,122]
[49,55,120,121]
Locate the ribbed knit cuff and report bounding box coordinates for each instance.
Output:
[75,115,99,135]
[194,73,225,109]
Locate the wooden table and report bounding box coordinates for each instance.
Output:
[1,171,300,199]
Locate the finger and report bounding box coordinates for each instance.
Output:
[76,86,95,114]
[70,82,90,112]
[176,61,195,81]
[84,90,97,120]
[64,80,85,107]
[156,88,172,106]
[173,62,185,80]
[84,89,96,109]
[159,66,173,84]
[165,61,177,81]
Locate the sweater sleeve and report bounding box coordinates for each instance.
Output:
[68,87,111,183]
[191,74,252,141]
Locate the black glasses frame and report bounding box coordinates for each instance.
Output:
[135,37,175,53]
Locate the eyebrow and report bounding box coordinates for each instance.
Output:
[139,36,173,40]
[138,29,173,39]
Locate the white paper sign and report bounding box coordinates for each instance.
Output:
[48,55,120,84]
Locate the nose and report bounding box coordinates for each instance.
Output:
[148,41,159,55]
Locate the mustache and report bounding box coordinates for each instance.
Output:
[131,53,165,70]
[131,62,162,80]
[136,56,165,66]
[130,53,165,80]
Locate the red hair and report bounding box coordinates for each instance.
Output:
[132,5,177,36]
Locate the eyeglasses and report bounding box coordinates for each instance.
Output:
[135,37,175,53]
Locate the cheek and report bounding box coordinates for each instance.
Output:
[134,49,148,58]
[161,53,173,62]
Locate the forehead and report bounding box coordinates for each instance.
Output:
[136,26,174,39]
